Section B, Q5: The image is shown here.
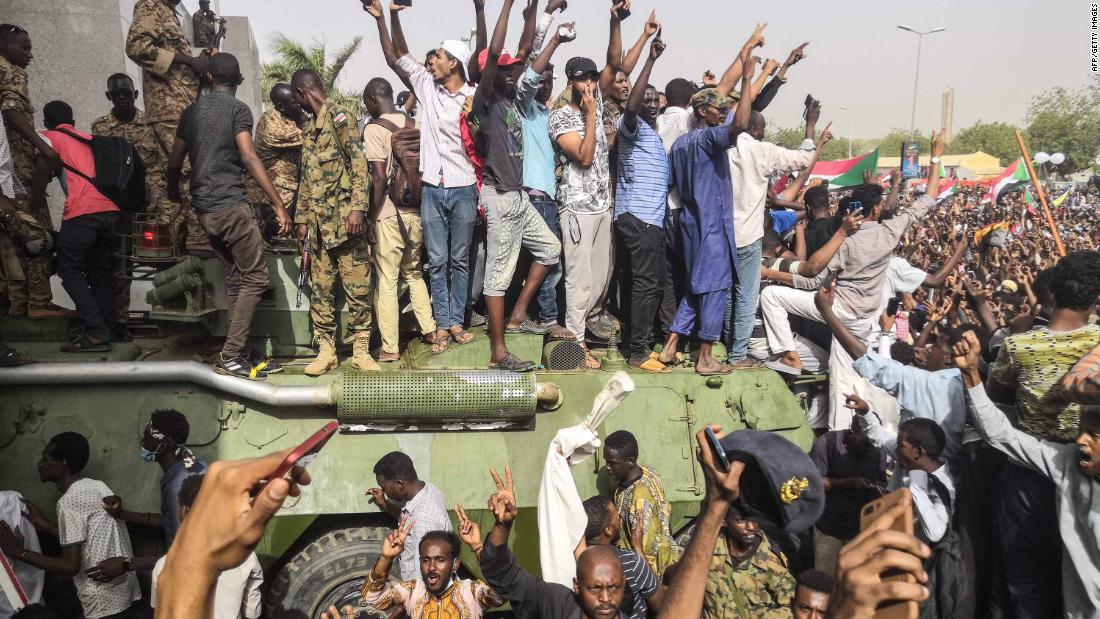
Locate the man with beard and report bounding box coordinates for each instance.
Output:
[579,496,664,618]
[92,73,169,342]
[363,518,502,618]
[471,0,563,372]
[475,465,629,619]
[245,83,303,226]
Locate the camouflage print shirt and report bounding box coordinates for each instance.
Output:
[0,54,36,189]
[126,0,199,123]
[703,534,795,619]
[295,102,369,249]
[245,108,302,208]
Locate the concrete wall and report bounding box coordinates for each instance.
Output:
[219,16,264,118]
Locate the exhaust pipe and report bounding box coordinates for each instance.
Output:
[0,361,334,408]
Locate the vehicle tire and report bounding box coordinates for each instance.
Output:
[265,525,392,619]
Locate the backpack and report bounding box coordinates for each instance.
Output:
[54,127,147,213]
[369,116,421,209]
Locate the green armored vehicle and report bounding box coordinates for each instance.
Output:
[0,246,812,617]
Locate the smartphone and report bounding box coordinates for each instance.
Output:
[802,94,816,120]
[613,1,631,20]
[262,421,339,491]
[393,0,412,5]
[848,200,863,215]
[704,427,730,472]
[860,488,917,619]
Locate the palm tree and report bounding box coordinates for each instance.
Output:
[260,33,364,114]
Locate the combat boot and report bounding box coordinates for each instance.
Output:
[304,335,339,376]
[349,332,381,372]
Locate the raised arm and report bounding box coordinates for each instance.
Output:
[529,21,571,77]
[922,237,967,288]
[600,1,628,93]
[776,42,808,81]
[727,43,757,143]
[750,58,777,99]
[781,129,832,201]
[621,11,658,77]
[621,34,664,134]
[514,0,538,61]
[716,23,765,98]
[364,1,399,68]
[477,0,516,102]
[390,4,410,57]
[467,0,489,84]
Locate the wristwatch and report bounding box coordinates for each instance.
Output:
[123,558,133,572]
[930,156,941,164]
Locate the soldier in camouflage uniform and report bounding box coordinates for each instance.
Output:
[191,0,223,49]
[125,0,210,253]
[290,69,378,376]
[701,511,796,619]
[244,84,303,223]
[91,73,168,341]
[0,24,66,319]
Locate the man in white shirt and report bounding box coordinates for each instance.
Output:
[152,474,262,619]
[0,432,140,619]
[726,104,822,367]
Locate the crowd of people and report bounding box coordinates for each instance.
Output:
[3,0,1100,617]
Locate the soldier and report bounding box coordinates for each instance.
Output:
[191,0,224,49]
[245,83,303,225]
[698,510,796,618]
[91,73,166,342]
[290,69,378,375]
[125,0,210,252]
[0,24,67,319]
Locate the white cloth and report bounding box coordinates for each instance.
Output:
[538,373,634,586]
[868,257,927,345]
[0,492,43,618]
[151,552,263,618]
[394,53,477,188]
[57,479,140,619]
[656,106,694,211]
[728,133,815,247]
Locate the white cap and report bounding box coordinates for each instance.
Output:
[439,39,472,67]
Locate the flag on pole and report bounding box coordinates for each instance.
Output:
[982,158,1029,204]
[1024,187,1039,216]
[810,148,880,189]
[0,551,28,612]
[938,176,958,201]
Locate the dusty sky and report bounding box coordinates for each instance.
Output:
[198,0,1090,139]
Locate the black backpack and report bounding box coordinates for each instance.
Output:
[55,127,147,213]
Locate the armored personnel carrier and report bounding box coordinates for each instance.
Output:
[0,245,811,617]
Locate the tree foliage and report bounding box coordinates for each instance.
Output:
[1025,79,1100,172]
[875,128,930,160]
[763,125,851,161]
[945,121,1023,166]
[260,33,364,114]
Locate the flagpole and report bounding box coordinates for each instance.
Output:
[1014,130,1066,257]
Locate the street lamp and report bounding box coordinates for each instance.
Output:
[897,24,947,138]
[839,106,853,158]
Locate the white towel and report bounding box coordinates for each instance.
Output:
[0,491,43,618]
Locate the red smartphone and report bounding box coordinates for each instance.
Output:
[263,421,339,489]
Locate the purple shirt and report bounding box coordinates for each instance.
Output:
[668,125,737,293]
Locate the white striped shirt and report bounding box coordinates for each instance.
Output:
[394,53,477,188]
[399,481,454,582]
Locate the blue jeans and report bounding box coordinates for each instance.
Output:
[421,183,478,329]
[529,192,562,322]
[723,239,762,362]
[58,211,119,340]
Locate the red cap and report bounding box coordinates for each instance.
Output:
[477,48,523,72]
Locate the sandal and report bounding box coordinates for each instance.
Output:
[449,327,476,345]
[630,355,670,373]
[431,333,452,356]
[60,334,112,353]
[489,353,536,373]
[506,319,552,335]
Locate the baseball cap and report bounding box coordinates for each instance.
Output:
[690,87,733,110]
[1001,280,1019,293]
[439,39,472,68]
[477,48,523,72]
[715,429,825,535]
[565,57,599,80]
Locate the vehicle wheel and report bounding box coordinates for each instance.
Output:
[265,526,392,619]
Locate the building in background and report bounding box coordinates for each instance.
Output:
[878,151,1004,180]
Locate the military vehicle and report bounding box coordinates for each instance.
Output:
[0,238,812,617]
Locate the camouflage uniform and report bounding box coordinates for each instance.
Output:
[191,8,219,49]
[125,0,207,252]
[0,54,53,311]
[245,108,302,212]
[91,109,167,319]
[702,533,796,619]
[295,102,372,343]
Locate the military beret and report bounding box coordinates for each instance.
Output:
[717,429,824,535]
[690,87,733,110]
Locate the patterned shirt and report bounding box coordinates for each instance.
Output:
[703,534,795,619]
[990,324,1100,442]
[394,53,477,188]
[610,547,659,619]
[363,576,502,618]
[399,482,453,582]
[549,97,610,216]
[613,465,678,576]
[58,478,141,618]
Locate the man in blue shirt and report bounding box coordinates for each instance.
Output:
[615,36,669,371]
[655,45,756,376]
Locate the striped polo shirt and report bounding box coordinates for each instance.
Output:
[615,115,669,227]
